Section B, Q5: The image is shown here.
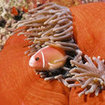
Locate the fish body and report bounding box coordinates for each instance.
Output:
[29,45,66,71]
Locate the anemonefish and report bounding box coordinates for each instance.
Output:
[29,45,66,71]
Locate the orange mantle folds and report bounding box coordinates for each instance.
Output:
[70,2,105,105]
[0,2,105,105]
[0,30,69,105]
[71,2,105,59]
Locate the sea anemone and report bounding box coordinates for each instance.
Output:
[14,2,81,80]
[1,1,105,105]
[63,55,105,96]
[60,2,105,97]
[15,2,77,55]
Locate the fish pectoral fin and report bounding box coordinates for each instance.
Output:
[48,62,64,70]
[48,62,56,70]
[48,56,68,70]
[54,55,68,63]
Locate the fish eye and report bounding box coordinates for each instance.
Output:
[35,57,39,61]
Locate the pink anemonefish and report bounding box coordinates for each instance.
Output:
[29,45,66,71]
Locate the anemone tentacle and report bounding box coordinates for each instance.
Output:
[16,2,81,80]
[63,55,105,96]
[16,2,76,55]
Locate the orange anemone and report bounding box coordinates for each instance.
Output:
[1,1,105,105]
[0,28,69,105]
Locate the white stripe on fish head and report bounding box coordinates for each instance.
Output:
[41,51,45,69]
[29,46,48,68]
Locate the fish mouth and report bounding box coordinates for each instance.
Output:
[29,57,35,67]
[29,61,35,67]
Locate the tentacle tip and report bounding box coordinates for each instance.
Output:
[81,86,85,88]
[54,75,62,79]
[84,54,88,58]
[70,60,75,66]
[85,92,88,95]
[68,85,71,88]
[76,49,82,53]
[44,78,51,81]
[97,56,101,59]
[44,78,48,81]
[95,93,99,96]
[92,56,96,60]
[78,94,82,97]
